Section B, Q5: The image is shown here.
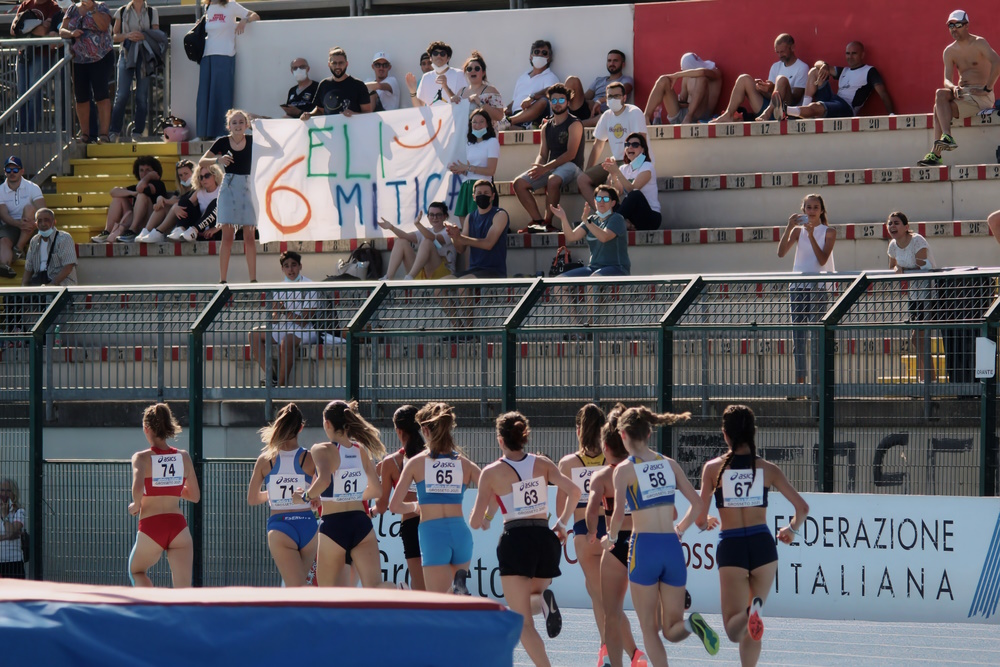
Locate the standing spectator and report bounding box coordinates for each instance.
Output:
[886,211,937,384]
[511,83,583,233]
[11,0,61,132]
[644,53,722,125]
[108,0,159,143]
[22,208,78,286]
[566,49,634,127]
[454,52,504,125]
[577,82,646,206]
[405,40,465,108]
[280,58,318,118]
[549,185,630,277]
[196,0,259,140]
[0,156,46,279]
[0,479,25,579]
[419,51,432,75]
[446,180,509,279]
[603,133,661,231]
[59,0,114,143]
[918,11,1000,166]
[449,108,500,225]
[301,48,373,118]
[367,51,400,112]
[505,39,561,128]
[377,204,457,281]
[711,34,808,123]
[92,155,167,243]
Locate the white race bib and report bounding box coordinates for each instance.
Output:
[635,459,675,501]
[151,453,184,488]
[332,467,366,502]
[571,467,595,503]
[721,468,764,507]
[424,458,462,495]
[511,476,548,518]
[267,473,307,508]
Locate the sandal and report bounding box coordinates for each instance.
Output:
[97,134,111,144]
[76,133,91,144]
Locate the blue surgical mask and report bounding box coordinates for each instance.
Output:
[471,127,487,139]
[630,154,646,170]
[38,227,55,238]
[283,273,302,282]
[180,178,192,188]
[596,209,612,220]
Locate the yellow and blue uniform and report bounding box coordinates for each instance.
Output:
[625,454,686,587]
[571,451,606,538]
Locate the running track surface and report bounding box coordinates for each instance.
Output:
[514,609,999,666]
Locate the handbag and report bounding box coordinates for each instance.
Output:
[549,246,584,276]
[182,15,207,64]
[326,242,383,281]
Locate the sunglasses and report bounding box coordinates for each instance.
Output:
[595,195,612,203]
[4,167,20,174]
[549,97,567,105]
[532,49,550,56]
[948,21,967,28]
[624,141,643,148]
[427,212,446,218]
[465,66,482,73]
[199,173,213,180]
[373,62,390,68]
[430,49,449,57]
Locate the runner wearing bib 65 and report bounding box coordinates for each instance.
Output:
[605,407,719,667]
[294,400,385,588]
[128,403,201,588]
[247,403,318,587]
[390,402,481,594]
[471,411,580,667]
[696,404,809,667]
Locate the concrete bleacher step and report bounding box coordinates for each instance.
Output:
[56,208,109,227]
[46,193,111,208]
[85,143,186,159]
[70,158,158,177]
[53,174,178,194]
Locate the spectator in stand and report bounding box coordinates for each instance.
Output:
[453,52,504,125]
[566,49,634,128]
[280,58,319,119]
[446,180,509,279]
[886,211,937,385]
[11,0,61,132]
[22,208,78,286]
[711,33,808,123]
[377,203,457,281]
[505,39,560,128]
[643,53,722,125]
[917,11,1000,166]
[512,83,584,233]
[367,52,400,112]
[136,159,195,242]
[773,42,894,120]
[59,0,114,143]
[301,47,373,118]
[196,0,259,140]
[108,0,159,143]
[603,133,661,231]
[0,156,45,279]
[578,81,646,207]
[163,164,222,243]
[549,185,630,277]
[988,210,1000,245]
[419,51,432,75]
[449,108,500,225]
[93,155,166,243]
[0,479,26,579]
[406,40,465,108]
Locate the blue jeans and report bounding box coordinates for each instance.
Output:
[197,54,235,139]
[15,45,52,132]
[110,52,151,135]
[561,264,630,277]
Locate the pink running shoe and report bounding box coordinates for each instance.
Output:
[748,597,764,641]
[596,644,610,667]
[630,649,648,667]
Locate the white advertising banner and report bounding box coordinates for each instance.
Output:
[373,491,1000,624]
[251,102,469,242]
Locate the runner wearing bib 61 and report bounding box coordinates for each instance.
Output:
[128,403,201,587]
[695,404,809,667]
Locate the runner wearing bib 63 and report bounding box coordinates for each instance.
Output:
[293,400,385,588]
[696,405,809,665]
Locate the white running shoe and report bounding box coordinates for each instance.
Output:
[180,227,198,242]
[135,229,149,242]
[143,229,165,243]
[166,227,185,241]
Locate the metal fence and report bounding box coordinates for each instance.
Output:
[1,270,998,584]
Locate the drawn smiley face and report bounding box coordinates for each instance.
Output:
[393,118,444,149]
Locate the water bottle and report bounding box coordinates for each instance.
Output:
[53,325,62,347]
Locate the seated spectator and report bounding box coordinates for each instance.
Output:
[566,49,634,128]
[92,156,166,243]
[419,51,432,74]
[22,208,77,286]
[59,0,114,143]
[162,164,222,243]
[136,159,195,241]
[453,52,504,124]
[512,84,584,232]
[886,211,936,384]
[450,108,500,225]
[774,42,894,120]
[989,210,1000,246]
[280,57,319,119]
[603,133,661,230]
[109,0,160,143]
[248,251,318,387]
[405,40,465,107]
[711,33,808,123]
[0,155,45,279]
[446,180,509,279]
[505,39,560,128]
[577,82,646,206]
[377,202,457,280]
[548,184,629,276]
[643,52,722,125]
[11,0,61,132]
[301,47,373,119]
[367,51,399,112]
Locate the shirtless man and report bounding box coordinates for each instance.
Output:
[643,52,722,124]
[918,10,1000,166]
[710,34,808,123]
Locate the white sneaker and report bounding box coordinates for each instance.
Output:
[180,228,198,242]
[142,229,165,243]
[166,227,185,241]
[135,229,149,242]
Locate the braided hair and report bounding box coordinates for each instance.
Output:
[715,404,757,490]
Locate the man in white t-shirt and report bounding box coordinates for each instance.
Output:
[0,155,45,279]
[711,33,809,123]
[643,52,723,125]
[505,39,561,128]
[367,51,400,111]
[577,82,647,206]
[406,40,465,107]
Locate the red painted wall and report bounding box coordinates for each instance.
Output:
[633,0,998,116]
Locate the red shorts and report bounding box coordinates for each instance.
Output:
[137,513,188,550]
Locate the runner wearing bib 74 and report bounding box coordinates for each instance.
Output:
[470,411,580,667]
[696,405,809,666]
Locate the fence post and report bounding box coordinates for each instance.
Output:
[658,277,705,455]
[501,278,546,412]
[980,296,1000,496]
[346,282,389,402]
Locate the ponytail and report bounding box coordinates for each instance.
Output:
[142,403,181,441]
[715,404,757,489]
[618,406,690,442]
[393,405,425,459]
[416,402,460,457]
[496,411,530,451]
[259,403,304,459]
[600,402,627,460]
[575,403,606,457]
[323,400,387,460]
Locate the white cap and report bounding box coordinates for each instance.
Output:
[947,9,968,23]
[372,51,390,64]
[680,52,705,71]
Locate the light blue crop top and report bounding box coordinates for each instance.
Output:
[415,453,466,505]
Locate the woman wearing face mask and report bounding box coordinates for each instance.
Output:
[549,185,630,277]
[196,0,259,140]
[0,479,26,579]
[449,108,500,226]
[453,52,504,124]
[406,40,465,107]
[603,133,661,231]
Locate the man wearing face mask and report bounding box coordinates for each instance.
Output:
[281,57,318,118]
[406,40,465,107]
[302,47,373,119]
[506,39,560,128]
[578,81,647,207]
[22,208,77,286]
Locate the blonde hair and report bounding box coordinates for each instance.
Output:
[225,108,249,129]
[142,403,181,440]
[195,163,224,191]
[323,400,386,459]
[618,406,690,442]
[0,478,21,512]
[416,402,460,457]
[259,403,304,459]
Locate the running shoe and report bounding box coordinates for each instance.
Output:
[917,153,942,166]
[688,612,720,655]
[685,589,692,610]
[180,228,199,243]
[748,597,764,641]
[91,230,110,243]
[630,648,648,667]
[451,568,471,595]
[117,230,137,242]
[771,92,786,121]
[934,134,958,151]
[596,644,610,667]
[141,229,165,243]
[541,589,562,638]
[166,226,186,241]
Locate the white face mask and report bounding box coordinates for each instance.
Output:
[607,98,623,112]
[292,68,308,82]
[55,0,72,8]
[433,63,449,75]
[180,178,192,188]
[531,56,548,69]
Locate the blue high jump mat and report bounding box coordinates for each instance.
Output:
[0,580,522,666]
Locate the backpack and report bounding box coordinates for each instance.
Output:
[183,15,207,64]
[326,241,384,282]
[549,246,584,276]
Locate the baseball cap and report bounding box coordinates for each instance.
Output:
[372,51,389,64]
[947,10,968,23]
[4,156,22,169]
[680,53,706,71]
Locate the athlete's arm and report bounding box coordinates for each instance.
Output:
[388,455,419,516]
[768,461,809,544]
[671,458,701,535]
[696,459,719,530]
[361,449,381,502]
[604,464,629,547]
[544,457,581,540]
[299,443,333,500]
[246,456,269,506]
[463,457,483,489]
[128,452,143,516]
[554,455,575,523]
[584,468,607,543]
[373,456,396,516]
[180,451,201,503]
[468,465,495,530]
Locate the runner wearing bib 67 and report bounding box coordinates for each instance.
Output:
[247,403,318,587]
[293,400,385,588]
[471,411,580,667]
[695,405,809,667]
[605,407,719,667]
[128,403,201,588]
[390,402,481,594]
